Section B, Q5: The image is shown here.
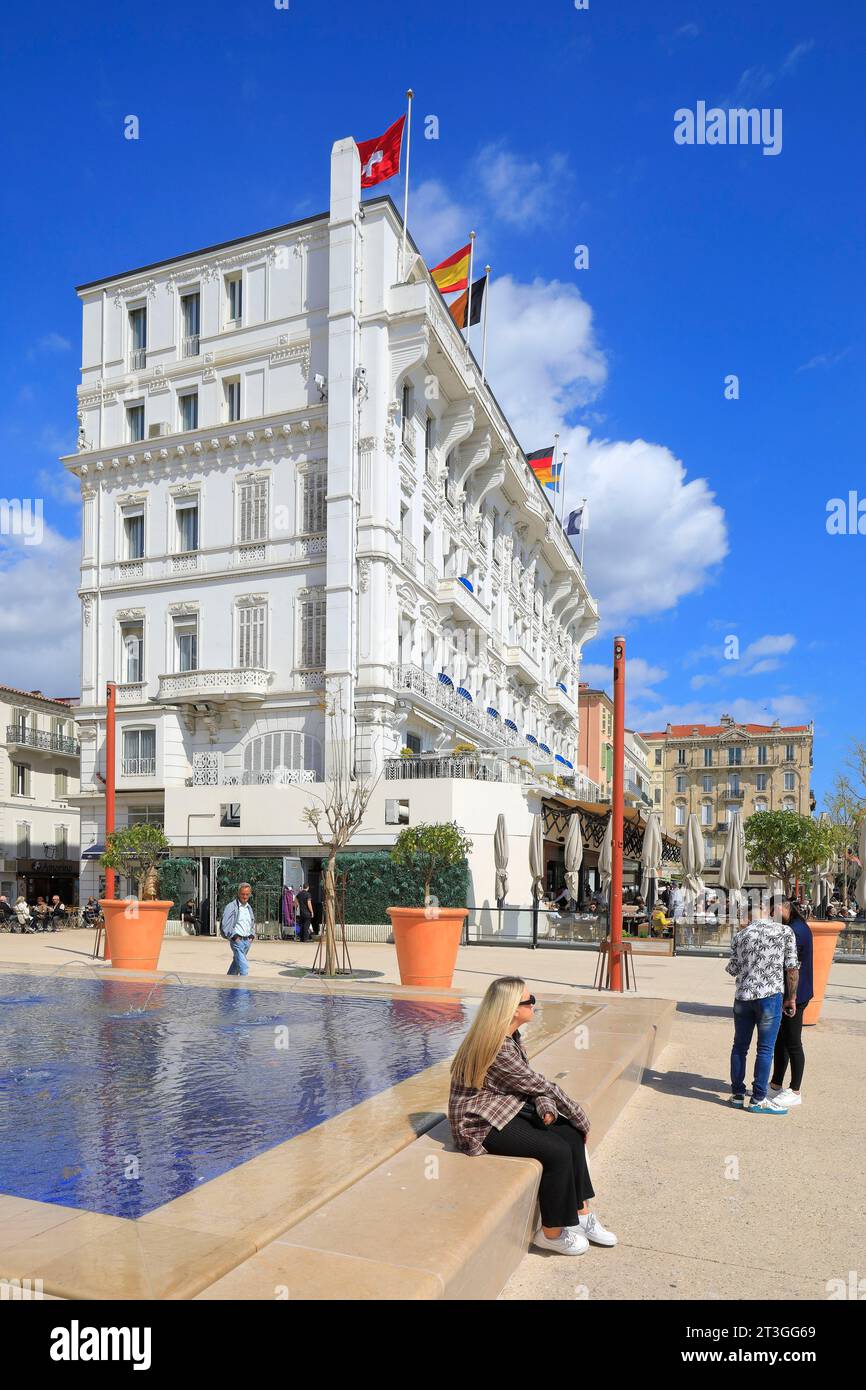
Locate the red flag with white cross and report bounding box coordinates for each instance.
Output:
[356,115,406,188]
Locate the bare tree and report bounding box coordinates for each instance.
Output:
[302,691,379,976]
[824,758,865,908]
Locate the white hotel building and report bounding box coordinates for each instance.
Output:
[67,139,599,924]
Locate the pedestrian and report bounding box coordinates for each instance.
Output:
[768,900,814,1108]
[727,894,799,1113]
[220,882,256,976]
[296,882,313,942]
[448,976,617,1256]
[48,894,65,931]
[281,884,297,941]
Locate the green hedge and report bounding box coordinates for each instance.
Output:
[159,856,199,914]
[216,856,282,914]
[327,851,470,925]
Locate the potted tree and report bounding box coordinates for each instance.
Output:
[387,821,473,988]
[744,810,839,1024]
[100,823,174,971]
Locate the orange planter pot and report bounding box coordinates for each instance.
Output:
[99,899,172,972]
[803,920,842,1026]
[386,906,469,988]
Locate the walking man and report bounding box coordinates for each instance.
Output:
[220,882,256,977]
[727,894,799,1113]
[296,882,313,942]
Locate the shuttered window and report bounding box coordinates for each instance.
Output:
[302,467,327,534]
[238,479,268,542]
[300,594,326,668]
[239,605,266,668]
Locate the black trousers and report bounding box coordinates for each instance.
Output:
[298,915,312,942]
[482,1111,594,1228]
[771,1003,807,1090]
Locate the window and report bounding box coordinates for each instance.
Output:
[653,787,661,804]
[701,802,712,825]
[238,478,268,543]
[243,731,324,782]
[676,748,686,765]
[654,748,662,767]
[302,466,327,535]
[703,747,713,767]
[783,797,795,812]
[701,774,712,793]
[728,775,740,795]
[123,508,145,559]
[129,306,147,370]
[126,403,145,442]
[424,415,434,473]
[401,381,413,448]
[755,773,767,791]
[704,836,713,860]
[238,604,266,668]
[785,742,795,761]
[784,771,795,791]
[181,291,200,357]
[122,728,156,777]
[13,707,29,739]
[17,823,30,858]
[55,825,68,856]
[300,592,326,669]
[755,798,768,813]
[406,732,423,755]
[174,616,198,673]
[757,744,768,765]
[728,747,742,766]
[225,377,241,423]
[675,774,686,794]
[12,763,31,797]
[179,390,198,432]
[54,767,68,799]
[175,499,199,553]
[121,623,144,683]
[225,275,243,325]
[127,805,164,826]
[674,803,685,826]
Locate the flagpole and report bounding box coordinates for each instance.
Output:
[579,496,587,567]
[465,231,476,346]
[558,450,568,526]
[481,264,491,381]
[400,88,414,282]
[551,433,559,515]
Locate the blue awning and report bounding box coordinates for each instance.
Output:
[81,842,105,859]
[539,743,551,754]
[526,734,538,746]
[487,706,500,719]
[504,719,518,732]
[456,687,473,702]
[555,755,574,769]
[458,575,474,593]
[557,682,567,694]
[438,672,454,687]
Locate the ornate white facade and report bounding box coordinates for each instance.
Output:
[67,139,599,910]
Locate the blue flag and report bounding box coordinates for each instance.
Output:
[566,506,584,536]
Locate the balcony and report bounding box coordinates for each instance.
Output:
[423,559,438,591]
[182,334,200,358]
[437,576,488,627]
[115,683,148,706]
[393,665,514,746]
[121,757,156,777]
[546,684,576,714]
[400,535,418,575]
[504,643,542,687]
[156,668,273,705]
[171,551,200,575]
[385,753,531,785]
[725,789,746,801]
[130,348,147,372]
[5,725,80,756]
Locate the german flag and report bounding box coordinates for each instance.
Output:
[449,276,486,330]
[527,447,561,491]
[430,242,471,295]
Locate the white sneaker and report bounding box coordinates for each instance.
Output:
[533,1228,589,1256]
[770,1087,802,1107]
[749,1095,788,1114]
[575,1211,618,1246]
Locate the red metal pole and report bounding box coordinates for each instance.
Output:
[104,682,117,902]
[609,637,626,992]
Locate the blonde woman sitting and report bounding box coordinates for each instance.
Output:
[449,976,617,1256]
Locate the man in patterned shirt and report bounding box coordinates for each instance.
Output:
[727,895,800,1113]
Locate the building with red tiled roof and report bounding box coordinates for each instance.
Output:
[638,714,814,874]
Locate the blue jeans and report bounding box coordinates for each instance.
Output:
[227,936,252,976]
[731,994,783,1101]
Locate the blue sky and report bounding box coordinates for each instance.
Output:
[1,0,864,804]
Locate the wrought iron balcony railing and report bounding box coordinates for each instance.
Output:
[6,725,80,756]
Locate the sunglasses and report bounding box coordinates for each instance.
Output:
[519,995,536,1008]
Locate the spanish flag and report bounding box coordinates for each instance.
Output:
[430,242,471,295]
[527,447,561,492]
[449,276,486,330]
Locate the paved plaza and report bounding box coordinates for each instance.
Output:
[1,929,862,1301]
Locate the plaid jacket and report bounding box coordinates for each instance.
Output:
[448,1030,590,1157]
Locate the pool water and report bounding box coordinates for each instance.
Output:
[0,974,470,1219]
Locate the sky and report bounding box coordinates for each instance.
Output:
[1,0,864,806]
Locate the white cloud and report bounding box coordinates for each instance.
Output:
[28,332,71,360]
[409,180,478,266]
[474,143,570,230]
[582,656,668,705]
[0,526,81,694]
[688,633,796,688]
[633,694,812,734]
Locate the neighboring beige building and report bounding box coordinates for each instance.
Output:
[0,686,81,904]
[578,684,613,801]
[640,714,813,870]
